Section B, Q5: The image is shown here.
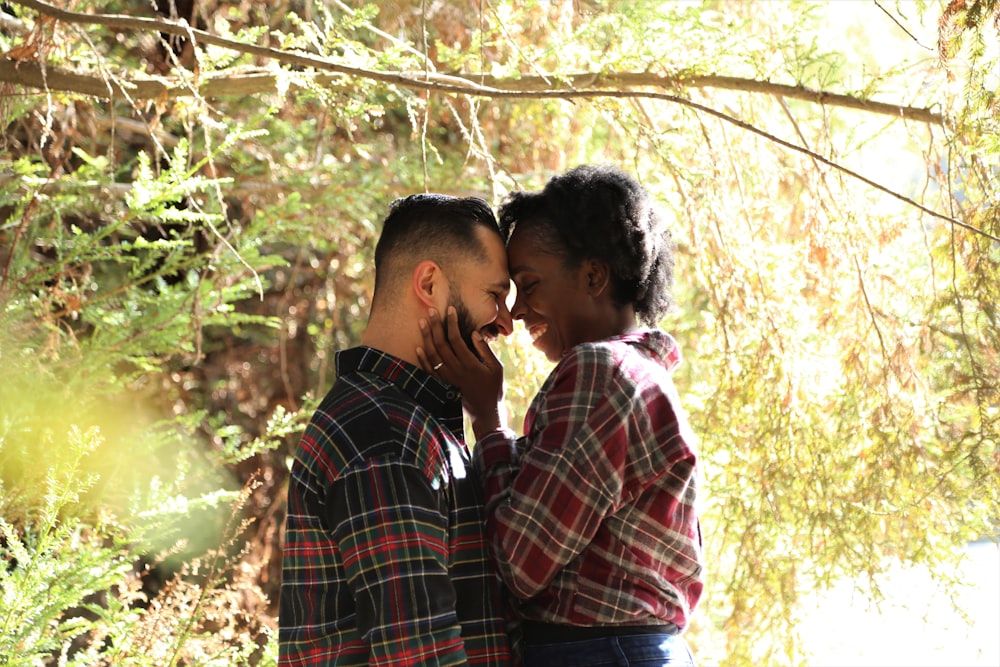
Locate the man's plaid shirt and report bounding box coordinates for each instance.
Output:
[279,346,512,666]
[474,330,704,630]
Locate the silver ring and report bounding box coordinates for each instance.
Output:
[432,362,444,371]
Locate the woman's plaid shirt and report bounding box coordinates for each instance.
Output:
[279,347,512,666]
[473,330,704,630]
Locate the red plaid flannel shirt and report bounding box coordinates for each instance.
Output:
[474,330,704,630]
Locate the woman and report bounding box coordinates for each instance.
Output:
[418,164,704,667]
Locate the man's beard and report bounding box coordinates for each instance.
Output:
[447,292,496,362]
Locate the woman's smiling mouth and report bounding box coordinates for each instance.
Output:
[529,324,548,342]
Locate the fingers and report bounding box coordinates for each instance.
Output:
[443,307,482,366]
[434,309,457,360]
[418,308,458,378]
[418,306,502,380]
[471,331,500,370]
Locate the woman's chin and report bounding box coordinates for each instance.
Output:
[528,325,553,357]
[533,338,561,362]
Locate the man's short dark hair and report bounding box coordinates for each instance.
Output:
[372,194,500,304]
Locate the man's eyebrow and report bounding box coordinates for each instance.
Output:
[489,279,511,293]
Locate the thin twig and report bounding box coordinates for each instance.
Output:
[855,255,890,364]
[419,0,430,192]
[0,185,42,304]
[874,0,935,52]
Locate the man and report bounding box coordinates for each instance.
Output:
[279,194,514,666]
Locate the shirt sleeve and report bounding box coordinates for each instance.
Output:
[475,346,631,600]
[472,428,520,516]
[327,457,468,666]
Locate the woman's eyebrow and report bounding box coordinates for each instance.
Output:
[508,264,531,277]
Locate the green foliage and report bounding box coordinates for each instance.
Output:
[0,428,130,664]
[2,0,998,665]
[1,29,301,658]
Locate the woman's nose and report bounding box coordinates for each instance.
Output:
[510,291,527,321]
[494,301,513,336]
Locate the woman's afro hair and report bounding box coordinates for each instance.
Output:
[498,164,676,325]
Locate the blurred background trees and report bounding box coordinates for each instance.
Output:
[1,1,997,664]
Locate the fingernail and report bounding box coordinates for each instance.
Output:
[428,308,438,318]
[419,318,427,330]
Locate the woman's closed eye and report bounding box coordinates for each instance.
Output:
[518,280,538,296]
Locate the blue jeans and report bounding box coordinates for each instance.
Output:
[523,633,696,667]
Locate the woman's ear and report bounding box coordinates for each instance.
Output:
[584,259,611,296]
[412,260,444,308]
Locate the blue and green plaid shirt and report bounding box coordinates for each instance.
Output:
[279,346,512,666]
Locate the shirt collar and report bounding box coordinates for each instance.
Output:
[604,329,682,371]
[334,346,464,427]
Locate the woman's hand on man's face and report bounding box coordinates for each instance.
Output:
[417,306,506,439]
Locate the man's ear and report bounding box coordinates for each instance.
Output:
[584,259,611,296]
[412,260,444,308]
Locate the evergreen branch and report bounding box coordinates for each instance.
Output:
[7,0,944,125]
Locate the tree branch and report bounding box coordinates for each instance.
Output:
[6,0,994,243]
[7,0,945,125]
[477,72,946,126]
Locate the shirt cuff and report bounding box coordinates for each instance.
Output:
[474,428,519,469]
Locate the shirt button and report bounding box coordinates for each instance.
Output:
[446,391,458,400]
